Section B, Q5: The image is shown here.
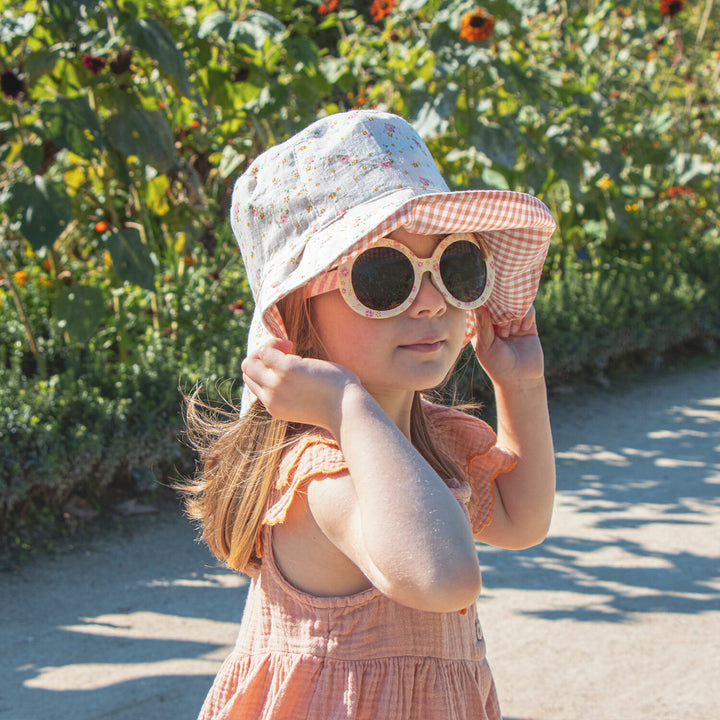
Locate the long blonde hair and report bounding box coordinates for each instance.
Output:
[180,290,466,574]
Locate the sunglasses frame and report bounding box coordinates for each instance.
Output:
[308,232,495,319]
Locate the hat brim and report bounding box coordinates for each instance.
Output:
[242,187,555,414]
[260,187,556,330]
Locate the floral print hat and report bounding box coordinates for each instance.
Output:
[231,109,556,410]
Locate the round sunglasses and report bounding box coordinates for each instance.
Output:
[305,233,494,318]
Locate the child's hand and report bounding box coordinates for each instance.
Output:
[241,338,361,430]
[471,306,545,385]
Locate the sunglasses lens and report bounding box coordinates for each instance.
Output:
[439,240,487,303]
[352,246,414,311]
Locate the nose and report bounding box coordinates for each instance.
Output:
[408,271,446,317]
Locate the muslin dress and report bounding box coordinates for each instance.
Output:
[198,403,516,720]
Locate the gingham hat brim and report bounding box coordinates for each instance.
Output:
[260,186,556,335]
[241,186,555,414]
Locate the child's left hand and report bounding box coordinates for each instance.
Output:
[471,306,545,385]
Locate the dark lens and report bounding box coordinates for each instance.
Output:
[439,241,487,302]
[351,246,415,311]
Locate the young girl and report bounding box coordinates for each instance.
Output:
[182,109,556,720]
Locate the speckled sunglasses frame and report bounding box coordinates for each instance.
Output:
[306,232,495,319]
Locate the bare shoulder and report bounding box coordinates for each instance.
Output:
[272,473,372,597]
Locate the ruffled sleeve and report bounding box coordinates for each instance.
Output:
[424,402,517,534]
[257,430,348,557]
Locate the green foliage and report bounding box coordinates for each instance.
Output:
[1,0,719,541]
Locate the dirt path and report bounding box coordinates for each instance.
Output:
[2,359,719,720]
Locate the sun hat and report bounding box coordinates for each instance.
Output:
[231,109,556,411]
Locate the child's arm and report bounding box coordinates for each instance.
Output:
[471,306,556,549]
[242,339,482,613]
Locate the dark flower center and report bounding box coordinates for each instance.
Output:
[1,70,25,98]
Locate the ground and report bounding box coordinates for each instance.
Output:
[1,358,719,720]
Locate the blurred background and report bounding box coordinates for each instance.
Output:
[1,0,718,555]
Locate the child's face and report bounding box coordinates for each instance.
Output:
[309,230,468,404]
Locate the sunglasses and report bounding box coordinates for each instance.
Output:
[305,233,494,318]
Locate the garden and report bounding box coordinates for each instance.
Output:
[1,0,718,550]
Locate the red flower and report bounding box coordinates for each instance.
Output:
[82,53,107,75]
[370,0,395,22]
[94,220,109,233]
[460,8,496,42]
[319,0,339,14]
[667,186,695,199]
[659,0,684,16]
[1,69,25,99]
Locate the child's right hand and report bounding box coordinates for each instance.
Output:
[241,338,361,431]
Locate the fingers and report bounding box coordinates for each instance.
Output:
[494,306,537,338]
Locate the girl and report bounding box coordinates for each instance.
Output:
[182,109,556,719]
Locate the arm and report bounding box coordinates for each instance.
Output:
[241,339,482,612]
[471,307,556,549]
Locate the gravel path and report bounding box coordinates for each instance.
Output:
[2,359,719,720]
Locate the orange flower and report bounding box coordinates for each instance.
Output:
[319,0,339,14]
[460,8,495,42]
[182,255,197,267]
[13,270,28,286]
[370,0,394,22]
[659,0,684,16]
[95,220,108,232]
[667,185,695,199]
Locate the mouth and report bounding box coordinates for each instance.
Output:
[398,338,446,353]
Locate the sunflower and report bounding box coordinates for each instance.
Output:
[370,0,395,22]
[460,8,496,42]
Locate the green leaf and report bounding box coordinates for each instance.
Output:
[125,18,191,96]
[105,229,155,291]
[54,284,105,344]
[24,47,61,83]
[40,96,104,159]
[481,167,510,190]
[197,10,232,39]
[413,86,458,138]
[20,144,44,174]
[218,145,246,179]
[105,109,177,173]
[41,0,83,37]
[1,11,36,43]
[470,123,517,170]
[5,178,72,250]
[399,0,430,10]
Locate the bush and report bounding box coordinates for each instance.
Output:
[1,0,718,543]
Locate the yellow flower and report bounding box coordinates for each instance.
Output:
[596,175,614,189]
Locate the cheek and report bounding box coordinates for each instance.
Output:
[309,293,367,360]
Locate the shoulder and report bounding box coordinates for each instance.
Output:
[264,427,348,527]
[422,400,498,457]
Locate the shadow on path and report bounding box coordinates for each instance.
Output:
[478,367,720,623]
[2,512,248,720]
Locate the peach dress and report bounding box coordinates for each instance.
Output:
[198,404,516,720]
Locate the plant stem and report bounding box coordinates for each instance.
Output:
[696,0,714,44]
[0,251,41,363]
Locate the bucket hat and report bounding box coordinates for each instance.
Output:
[231,109,556,410]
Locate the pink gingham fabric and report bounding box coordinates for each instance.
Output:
[230,110,556,411]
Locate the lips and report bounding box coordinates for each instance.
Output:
[399,337,446,352]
